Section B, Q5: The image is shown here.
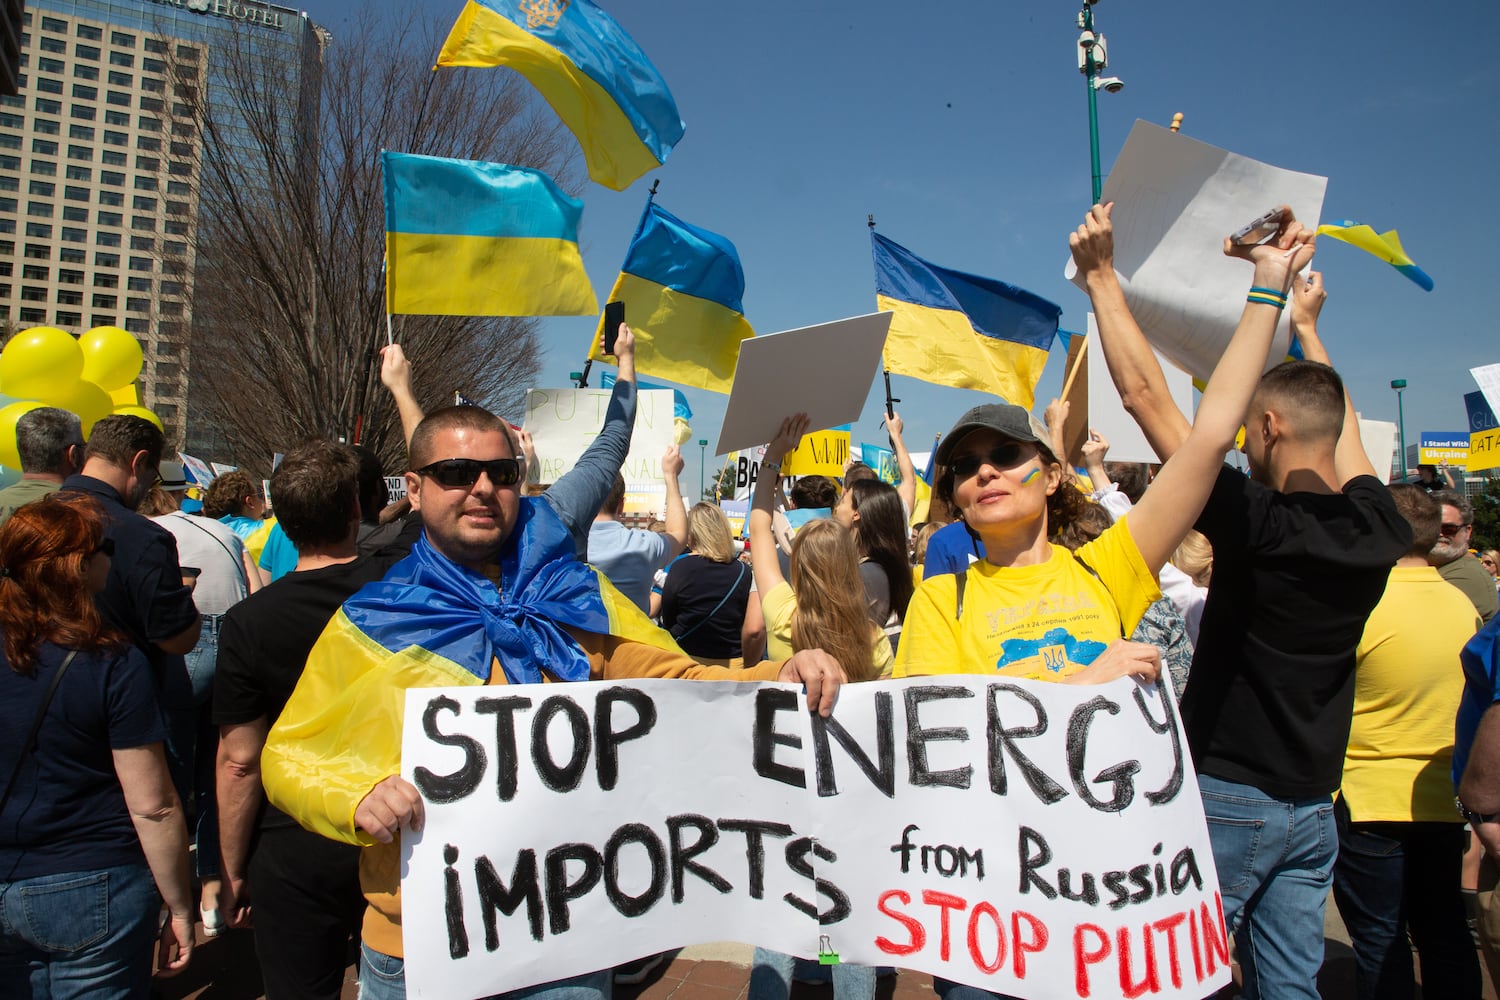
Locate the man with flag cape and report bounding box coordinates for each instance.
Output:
[262,402,846,1000]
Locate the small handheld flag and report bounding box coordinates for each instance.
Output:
[873,233,1061,408]
[383,152,597,317]
[589,200,754,394]
[1316,221,1433,291]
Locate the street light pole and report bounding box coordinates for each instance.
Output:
[1391,379,1408,483]
[698,439,708,499]
[1077,2,1124,205]
[1081,2,1102,204]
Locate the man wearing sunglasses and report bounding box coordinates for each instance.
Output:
[1428,490,1498,623]
[263,403,847,1000]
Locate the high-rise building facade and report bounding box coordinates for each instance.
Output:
[0,0,325,448]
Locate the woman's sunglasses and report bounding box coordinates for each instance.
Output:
[950,442,1031,480]
[415,458,522,489]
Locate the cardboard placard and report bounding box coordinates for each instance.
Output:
[524,389,676,514]
[400,676,1229,1000]
[715,313,892,457]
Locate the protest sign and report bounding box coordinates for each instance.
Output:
[1355,418,1398,482]
[861,443,900,484]
[730,445,766,502]
[1084,315,1194,464]
[178,451,215,487]
[211,462,238,478]
[401,677,1229,1000]
[1066,122,1326,383]
[1418,432,1470,467]
[385,476,409,504]
[719,498,749,538]
[524,389,675,513]
[1472,364,1500,422]
[783,427,852,478]
[1467,382,1500,472]
[715,313,892,456]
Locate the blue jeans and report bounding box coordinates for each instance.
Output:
[0,863,160,1000]
[1199,773,1336,1000]
[358,941,612,1000]
[748,947,875,999]
[1330,798,1480,1000]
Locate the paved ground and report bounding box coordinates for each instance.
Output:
[157,902,1498,999]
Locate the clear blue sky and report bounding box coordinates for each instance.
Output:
[316,0,1498,492]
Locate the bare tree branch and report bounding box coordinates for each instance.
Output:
[167,8,576,473]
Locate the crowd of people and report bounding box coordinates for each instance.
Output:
[0,203,1497,1000]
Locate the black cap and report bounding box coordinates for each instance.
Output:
[934,403,1058,467]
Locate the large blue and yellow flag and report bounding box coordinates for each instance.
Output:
[873,233,1061,409]
[1316,220,1434,291]
[435,0,684,192]
[383,152,597,317]
[588,201,754,394]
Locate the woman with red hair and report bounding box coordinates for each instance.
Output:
[0,495,193,997]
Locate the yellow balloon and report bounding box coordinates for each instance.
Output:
[111,404,165,433]
[0,327,85,400]
[59,380,114,436]
[110,383,140,407]
[0,400,44,470]
[79,326,145,391]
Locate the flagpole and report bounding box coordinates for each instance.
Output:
[867,213,899,421]
[1059,335,1089,401]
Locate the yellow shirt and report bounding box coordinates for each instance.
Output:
[1341,565,1481,823]
[761,580,895,679]
[894,515,1159,681]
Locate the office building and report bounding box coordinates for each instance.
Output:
[0,0,326,449]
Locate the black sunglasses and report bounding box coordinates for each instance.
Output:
[93,537,115,557]
[950,442,1032,480]
[415,458,521,489]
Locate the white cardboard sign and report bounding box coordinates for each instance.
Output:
[1472,364,1500,425]
[1066,122,1326,383]
[524,389,675,513]
[715,313,892,457]
[400,677,1229,1000]
[1084,314,1195,464]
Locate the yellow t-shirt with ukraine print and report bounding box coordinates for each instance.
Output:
[894,516,1160,681]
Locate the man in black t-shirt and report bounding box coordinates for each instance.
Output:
[213,440,381,1000]
[1076,210,1410,1000]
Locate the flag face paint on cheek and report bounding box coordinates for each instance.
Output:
[1020,467,1042,485]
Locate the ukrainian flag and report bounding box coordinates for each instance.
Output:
[873,233,1061,409]
[383,152,597,317]
[261,498,682,845]
[588,201,754,394]
[1317,221,1434,291]
[436,0,684,192]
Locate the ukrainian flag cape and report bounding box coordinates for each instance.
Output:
[436,0,684,191]
[262,497,681,844]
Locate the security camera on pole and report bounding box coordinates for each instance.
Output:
[1077,1,1125,204]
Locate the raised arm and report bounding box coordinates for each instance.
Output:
[750,414,807,598]
[543,325,637,554]
[660,445,688,559]
[1127,208,1317,573]
[380,344,425,451]
[1043,397,1072,470]
[1287,271,1379,483]
[1071,204,1193,460]
[886,411,918,515]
